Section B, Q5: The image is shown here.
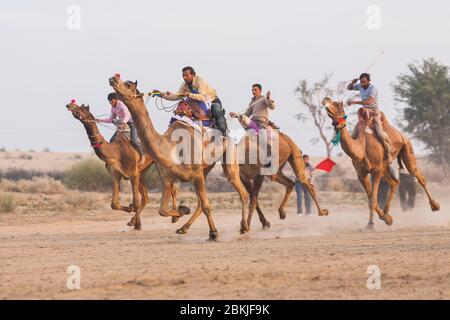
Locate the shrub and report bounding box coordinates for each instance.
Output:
[0,194,16,213]
[63,158,112,192]
[144,165,161,191]
[0,177,66,194]
[0,168,64,181]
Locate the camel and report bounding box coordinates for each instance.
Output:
[237,130,329,229]
[171,125,330,232]
[322,97,440,226]
[109,75,249,241]
[66,101,181,229]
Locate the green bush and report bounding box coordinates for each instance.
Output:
[63,158,112,192]
[0,194,16,213]
[144,165,161,190]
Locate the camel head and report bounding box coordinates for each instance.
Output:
[321,97,347,130]
[66,100,94,122]
[108,74,143,102]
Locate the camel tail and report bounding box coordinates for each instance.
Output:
[282,133,306,181]
[397,154,404,170]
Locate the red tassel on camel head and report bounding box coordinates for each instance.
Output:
[115,73,120,78]
[71,99,76,104]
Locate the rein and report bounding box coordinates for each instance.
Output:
[330,114,347,146]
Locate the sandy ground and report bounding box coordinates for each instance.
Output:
[1,187,449,300]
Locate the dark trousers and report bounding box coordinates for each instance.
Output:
[110,122,145,155]
[295,180,311,214]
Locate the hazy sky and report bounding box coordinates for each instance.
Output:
[1,0,449,156]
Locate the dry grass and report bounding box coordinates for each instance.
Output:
[0,177,66,194]
[0,193,16,213]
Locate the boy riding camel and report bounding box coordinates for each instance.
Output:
[96,92,146,167]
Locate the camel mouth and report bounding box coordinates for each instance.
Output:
[109,77,117,87]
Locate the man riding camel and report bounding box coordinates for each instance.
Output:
[346,73,393,165]
[96,92,146,167]
[157,66,228,136]
[230,83,275,165]
[230,83,275,130]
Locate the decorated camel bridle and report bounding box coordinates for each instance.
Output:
[326,103,348,146]
[68,99,105,149]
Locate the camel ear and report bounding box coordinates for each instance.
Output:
[134,80,138,87]
[86,105,90,111]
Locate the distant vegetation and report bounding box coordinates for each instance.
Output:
[63,158,112,192]
[0,193,16,213]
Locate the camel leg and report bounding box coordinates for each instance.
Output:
[110,172,133,213]
[241,175,270,229]
[158,180,184,218]
[194,177,219,241]
[176,199,202,234]
[246,175,264,229]
[173,167,214,231]
[222,163,250,234]
[297,172,328,216]
[289,157,329,216]
[129,176,143,230]
[381,172,399,216]
[370,171,393,226]
[357,173,377,227]
[272,172,295,220]
[400,144,440,211]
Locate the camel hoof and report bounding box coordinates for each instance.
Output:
[430,200,440,212]
[127,204,134,212]
[366,222,375,230]
[171,217,179,223]
[127,221,134,227]
[178,205,191,216]
[176,228,187,234]
[319,209,329,216]
[262,221,271,230]
[279,210,286,220]
[134,224,142,231]
[382,214,393,226]
[208,231,219,241]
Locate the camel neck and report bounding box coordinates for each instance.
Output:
[82,120,107,151]
[339,125,365,161]
[120,97,171,165]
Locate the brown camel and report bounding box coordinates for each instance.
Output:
[66,101,180,229]
[173,127,330,232]
[322,97,440,226]
[109,75,249,240]
[237,130,329,229]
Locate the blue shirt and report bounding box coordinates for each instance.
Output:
[351,83,379,109]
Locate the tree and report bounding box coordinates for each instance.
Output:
[392,58,450,175]
[294,74,347,158]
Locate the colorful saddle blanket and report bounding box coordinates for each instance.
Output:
[171,98,212,127]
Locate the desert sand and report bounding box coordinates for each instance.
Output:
[0,151,449,299]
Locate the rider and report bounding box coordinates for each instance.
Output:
[347,73,393,165]
[230,83,275,130]
[96,92,146,167]
[230,83,275,165]
[158,66,228,136]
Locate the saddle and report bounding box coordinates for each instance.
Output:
[174,98,210,122]
[357,107,387,131]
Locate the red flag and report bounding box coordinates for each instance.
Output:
[314,158,336,173]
